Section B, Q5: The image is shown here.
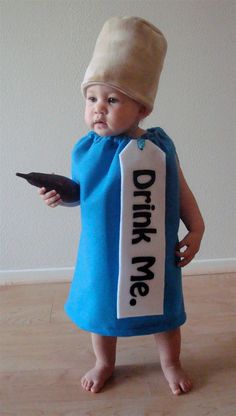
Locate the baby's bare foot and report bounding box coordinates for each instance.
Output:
[81,363,114,393]
[161,361,193,395]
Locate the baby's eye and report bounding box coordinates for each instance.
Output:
[108,97,118,104]
[87,96,96,102]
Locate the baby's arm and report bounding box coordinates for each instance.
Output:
[38,187,62,208]
[176,165,205,267]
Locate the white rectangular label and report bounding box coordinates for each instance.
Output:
[117,139,166,318]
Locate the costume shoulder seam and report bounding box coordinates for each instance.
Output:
[72,133,91,153]
[156,127,176,146]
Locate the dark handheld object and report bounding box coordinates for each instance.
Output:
[16,172,80,203]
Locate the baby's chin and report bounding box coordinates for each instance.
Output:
[93,123,109,135]
[89,122,134,137]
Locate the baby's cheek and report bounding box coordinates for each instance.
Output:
[84,111,92,127]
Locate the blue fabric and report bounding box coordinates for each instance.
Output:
[64,127,186,336]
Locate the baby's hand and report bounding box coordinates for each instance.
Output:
[38,187,62,208]
[175,231,203,267]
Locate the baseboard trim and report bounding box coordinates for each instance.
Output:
[183,258,236,275]
[0,258,235,286]
[0,267,74,286]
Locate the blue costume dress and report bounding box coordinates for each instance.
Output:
[64,127,186,336]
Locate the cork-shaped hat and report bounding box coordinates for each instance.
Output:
[81,16,167,112]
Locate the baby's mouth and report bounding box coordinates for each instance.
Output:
[94,120,107,127]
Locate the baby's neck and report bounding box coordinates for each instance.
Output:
[125,126,147,139]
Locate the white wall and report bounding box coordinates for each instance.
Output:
[1,0,236,283]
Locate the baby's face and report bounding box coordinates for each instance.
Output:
[84,85,146,137]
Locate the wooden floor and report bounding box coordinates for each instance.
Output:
[0,274,235,416]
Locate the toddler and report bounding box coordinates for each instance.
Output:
[39,17,205,395]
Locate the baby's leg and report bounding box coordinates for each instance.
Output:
[81,333,117,393]
[154,327,192,395]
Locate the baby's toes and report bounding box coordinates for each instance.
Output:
[181,379,193,393]
[86,380,94,391]
[91,379,103,393]
[170,382,181,395]
[81,376,90,391]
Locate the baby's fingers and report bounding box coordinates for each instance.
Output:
[176,246,195,267]
[38,187,47,195]
[176,245,190,257]
[45,190,61,207]
[177,255,194,268]
[38,188,61,207]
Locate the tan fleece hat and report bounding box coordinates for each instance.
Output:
[81,16,167,112]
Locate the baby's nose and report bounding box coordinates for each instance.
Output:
[95,101,107,114]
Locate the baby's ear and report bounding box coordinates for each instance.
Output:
[139,105,151,119]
